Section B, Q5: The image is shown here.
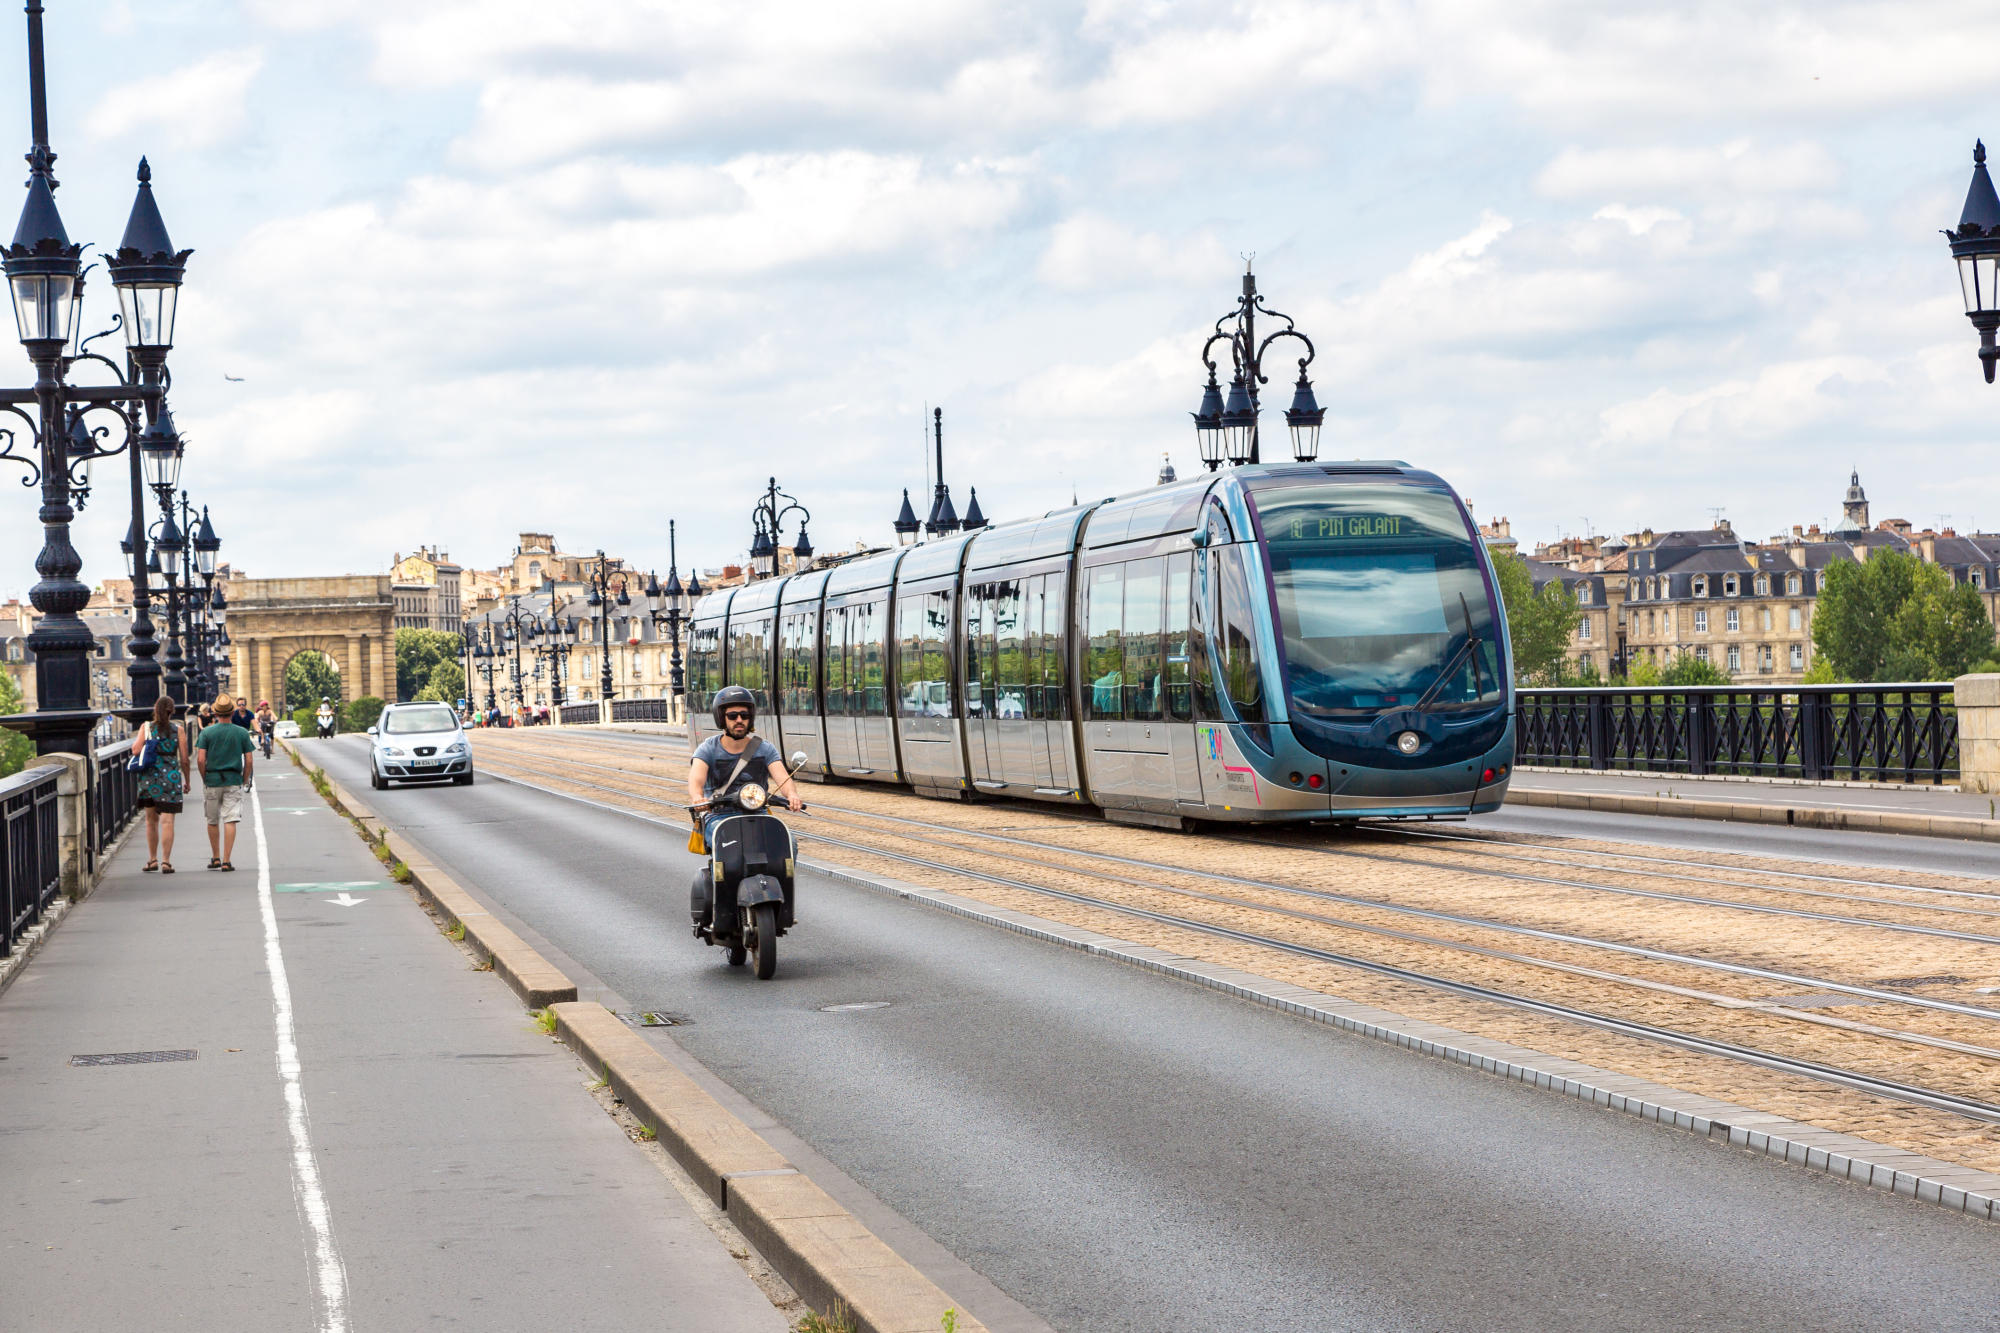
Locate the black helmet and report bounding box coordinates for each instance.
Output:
[711,685,756,729]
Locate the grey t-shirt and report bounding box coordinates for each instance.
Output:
[695,735,783,801]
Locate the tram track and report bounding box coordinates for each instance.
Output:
[465,734,2000,1122]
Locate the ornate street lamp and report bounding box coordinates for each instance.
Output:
[750,478,811,580]
[1190,262,1323,467]
[923,407,958,538]
[0,7,184,753]
[893,489,920,546]
[642,519,693,712]
[1946,140,2000,383]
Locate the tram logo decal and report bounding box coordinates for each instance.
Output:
[1199,725,1260,802]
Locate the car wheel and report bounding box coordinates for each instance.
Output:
[369,762,385,791]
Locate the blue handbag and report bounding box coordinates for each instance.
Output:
[126,724,161,772]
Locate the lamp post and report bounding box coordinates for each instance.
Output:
[494,594,553,719]
[749,479,811,579]
[1190,262,1325,469]
[1946,141,2000,383]
[0,7,186,754]
[469,621,498,714]
[892,408,986,544]
[535,584,571,709]
[583,551,628,701]
[643,519,694,715]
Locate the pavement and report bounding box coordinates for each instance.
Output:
[0,762,788,1332]
[1511,766,1991,818]
[300,733,2000,1333]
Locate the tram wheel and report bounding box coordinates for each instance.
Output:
[752,903,778,980]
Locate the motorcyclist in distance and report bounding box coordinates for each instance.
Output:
[687,686,801,844]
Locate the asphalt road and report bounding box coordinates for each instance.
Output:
[302,736,2000,1333]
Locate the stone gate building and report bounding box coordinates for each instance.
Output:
[226,576,395,707]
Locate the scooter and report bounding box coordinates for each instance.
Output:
[316,713,335,739]
[689,752,808,980]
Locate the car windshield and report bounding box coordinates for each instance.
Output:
[383,707,458,735]
[1251,481,1505,717]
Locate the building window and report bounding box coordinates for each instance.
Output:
[1725,608,1739,632]
[1754,575,1769,595]
[1759,608,1771,631]
[1579,617,1592,641]
[1577,583,1591,605]
[1790,643,1804,669]
[1976,568,1988,589]
[1644,577,1655,600]
[1694,609,1709,633]
[1786,573,1801,595]
[1695,646,1711,663]
[1724,574,1739,596]
[1692,576,1708,598]
[1788,607,1802,631]
[1726,645,1741,671]
[1646,610,1656,633]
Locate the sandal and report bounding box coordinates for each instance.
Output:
[207,858,221,870]
[220,862,235,872]
[161,863,174,874]
[142,860,158,872]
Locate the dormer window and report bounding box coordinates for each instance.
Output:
[1753,574,1769,596]
[1693,575,1709,598]
[1577,583,1592,605]
[1786,573,1801,595]
[1723,574,1739,596]
[1976,568,1988,589]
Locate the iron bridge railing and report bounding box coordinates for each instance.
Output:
[1,763,61,957]
[560,703,601,726]
[1515,684,1959,784]
[609,698,674,724]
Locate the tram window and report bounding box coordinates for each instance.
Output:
[964,584,986,721]
[823,605,848,716]
[1087,565,1124,720]
[1124,557,1165,722]
[1216,545,1266,723]
[728,615,772,710]
[780,611,816,714]
[1165,552,1193,721]
[1189,552,1220,720]
[1043,572,1069,720]
[689,621,722,714]
[898,589,952,717]
[995,580,1026,719]
[858,599,888,715]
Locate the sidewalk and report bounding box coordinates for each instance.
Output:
[1507,766,2000,840]
[0,765,787,1331]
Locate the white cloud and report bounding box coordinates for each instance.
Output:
[86,50,263,148]
[1036,214,1226,291]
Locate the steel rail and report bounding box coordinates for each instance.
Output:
[477,741,2000,1022]
[463,748,2000,1125]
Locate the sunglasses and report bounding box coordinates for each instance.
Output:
[723,710,752,721]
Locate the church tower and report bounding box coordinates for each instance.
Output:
[1834,469,1869,534]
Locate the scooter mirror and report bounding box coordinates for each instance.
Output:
[791,751,808,769]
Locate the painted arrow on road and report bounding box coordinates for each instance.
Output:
[327,893,366,907]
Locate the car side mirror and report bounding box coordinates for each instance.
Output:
[366,726,378,736]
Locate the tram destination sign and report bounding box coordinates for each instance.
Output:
[1284,514,1406,541]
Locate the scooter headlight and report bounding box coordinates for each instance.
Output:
[736,782,768,811]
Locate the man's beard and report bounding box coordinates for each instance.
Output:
[727,721,751,738]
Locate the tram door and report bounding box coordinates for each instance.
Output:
[822,602,859,770]
[777,604,824,776]
[1029,572,1075,794]
[965,578,1036,792]
[853,597,894,775]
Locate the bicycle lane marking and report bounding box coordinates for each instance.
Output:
[253,785,352,1332]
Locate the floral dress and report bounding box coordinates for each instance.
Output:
[135,721,184,806]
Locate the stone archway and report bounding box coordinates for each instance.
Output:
[227,577,396,711]
[279,646,344,712]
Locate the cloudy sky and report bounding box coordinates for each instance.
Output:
[2,0,1996,597]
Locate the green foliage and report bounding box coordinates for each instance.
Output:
[396,629,463,702]
[292,706,318,734]
[1491,553,1582,685]
[797,1306,857,1333]
[416,661,465,705]
[0,671,34,778]
[1625,656,1663,687]
[1660,653,1733,687]
[1813,549,1996,682]
[284,650,342,711]
[1570,655,1604,687]
[343,696,385,732]
[1799,657,1842,685]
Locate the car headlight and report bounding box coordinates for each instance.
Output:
[383,746,409,757]
[446,741,468,754]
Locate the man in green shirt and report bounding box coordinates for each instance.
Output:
[195,693,256,871]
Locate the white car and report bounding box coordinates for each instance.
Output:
[366,702,473,789]
[274,719,300,739]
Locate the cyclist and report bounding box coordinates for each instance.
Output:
[255,699,276,758]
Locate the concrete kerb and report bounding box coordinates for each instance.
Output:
[283,737,987,1333]
[1506,785,2000,843]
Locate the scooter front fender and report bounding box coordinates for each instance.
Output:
[736,874,786,908]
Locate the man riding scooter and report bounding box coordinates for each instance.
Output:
[687,686,803,844]
[315,697,336,739]
[686,686,804,976]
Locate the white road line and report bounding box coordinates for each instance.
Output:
[253,787,350,1331]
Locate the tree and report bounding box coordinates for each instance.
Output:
[1813,550,1995,682]
[1661,652,1732,687]
[0,673,34,778]
[1491,553,1582,685]
[284,651,342,712]
[396,629,463,702]
[343,696,385,732]
[417,661,465,705]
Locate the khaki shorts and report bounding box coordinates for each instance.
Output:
[203,784,246,825]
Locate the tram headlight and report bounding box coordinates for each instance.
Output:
[1395,731,1422,756]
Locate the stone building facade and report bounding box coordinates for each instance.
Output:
[227,576,396,708]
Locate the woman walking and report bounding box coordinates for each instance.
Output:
[131,696,190,873]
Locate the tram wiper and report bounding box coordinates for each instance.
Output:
[1415,595,1482,713]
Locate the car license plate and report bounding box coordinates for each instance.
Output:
[413,758,440,767]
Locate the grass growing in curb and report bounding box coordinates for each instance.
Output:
[940,1310,959,1333]
[635,1123,656,1141]
[796,1304,856,1333]
[447,920,466,942]
[533,1008,558,1035]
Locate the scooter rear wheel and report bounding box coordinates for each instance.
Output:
[752,903,778,980]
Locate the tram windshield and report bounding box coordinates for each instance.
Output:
[1252,482,1504,717]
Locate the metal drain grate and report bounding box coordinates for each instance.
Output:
[615,1012,685,1029]
[69,1050,198,1067]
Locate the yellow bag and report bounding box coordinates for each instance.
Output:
[687,826,706,855]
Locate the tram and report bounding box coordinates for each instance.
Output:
[685,461,1515,827]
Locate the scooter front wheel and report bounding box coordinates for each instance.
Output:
[726,943,747,967]
[752,902,778,980]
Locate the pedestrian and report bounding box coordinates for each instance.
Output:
[230,696,255,731]
[194,693,255,872]
[130,695,189,874]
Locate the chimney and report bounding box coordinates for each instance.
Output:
[1788,545,1806,568]
[1921,535,1937,563]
